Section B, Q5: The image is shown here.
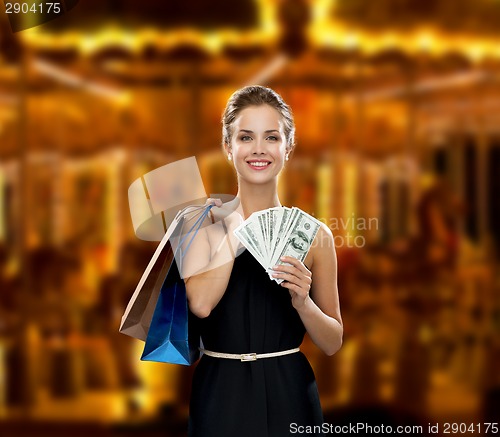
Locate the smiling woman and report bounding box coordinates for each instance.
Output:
[184,85,343,437]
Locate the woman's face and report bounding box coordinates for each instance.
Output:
[227,104,289,186]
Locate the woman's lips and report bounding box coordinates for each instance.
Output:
[246,160,271,170]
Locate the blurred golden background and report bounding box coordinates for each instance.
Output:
[1,0,499,435]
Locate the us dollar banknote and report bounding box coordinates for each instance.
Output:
[267,208,321,282]
[233,207,322,283]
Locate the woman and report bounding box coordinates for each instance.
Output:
[183,85,342,436]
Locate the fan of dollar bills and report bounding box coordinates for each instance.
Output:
[233,207,322,283]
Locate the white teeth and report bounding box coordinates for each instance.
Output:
[248,162,269,167]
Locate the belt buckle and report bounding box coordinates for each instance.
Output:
[240,353,257,362]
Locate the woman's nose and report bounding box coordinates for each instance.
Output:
[252,139,265,154]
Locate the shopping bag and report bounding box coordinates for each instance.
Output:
[119,204,208,341]
[119,218,179,341]
[140,260,200,365]
[140,205,213,365]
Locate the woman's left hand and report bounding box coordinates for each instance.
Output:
[272,256,312,309]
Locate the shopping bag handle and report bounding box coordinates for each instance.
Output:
[174,204,214,267]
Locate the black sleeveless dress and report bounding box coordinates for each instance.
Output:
[188,249,324,437]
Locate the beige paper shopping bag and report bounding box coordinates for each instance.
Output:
[119,215,180,341]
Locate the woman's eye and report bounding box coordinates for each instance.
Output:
[239,135,279,141]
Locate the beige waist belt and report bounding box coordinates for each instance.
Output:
[199,347,300,362]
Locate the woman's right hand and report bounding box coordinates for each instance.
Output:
[204,198,244,258]
[184,198,244,317]
[205,197,223,208]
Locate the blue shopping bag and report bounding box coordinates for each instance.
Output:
[141,205,212,365]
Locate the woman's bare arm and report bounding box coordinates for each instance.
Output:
[181,203,243,318]
[272,223,343,355]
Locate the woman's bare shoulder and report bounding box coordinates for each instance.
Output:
[314,222,335,249]
[308,222,335,267]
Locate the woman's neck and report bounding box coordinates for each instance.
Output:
[236,180,281,218]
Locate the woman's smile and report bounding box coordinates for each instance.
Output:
[246,159,272,170]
